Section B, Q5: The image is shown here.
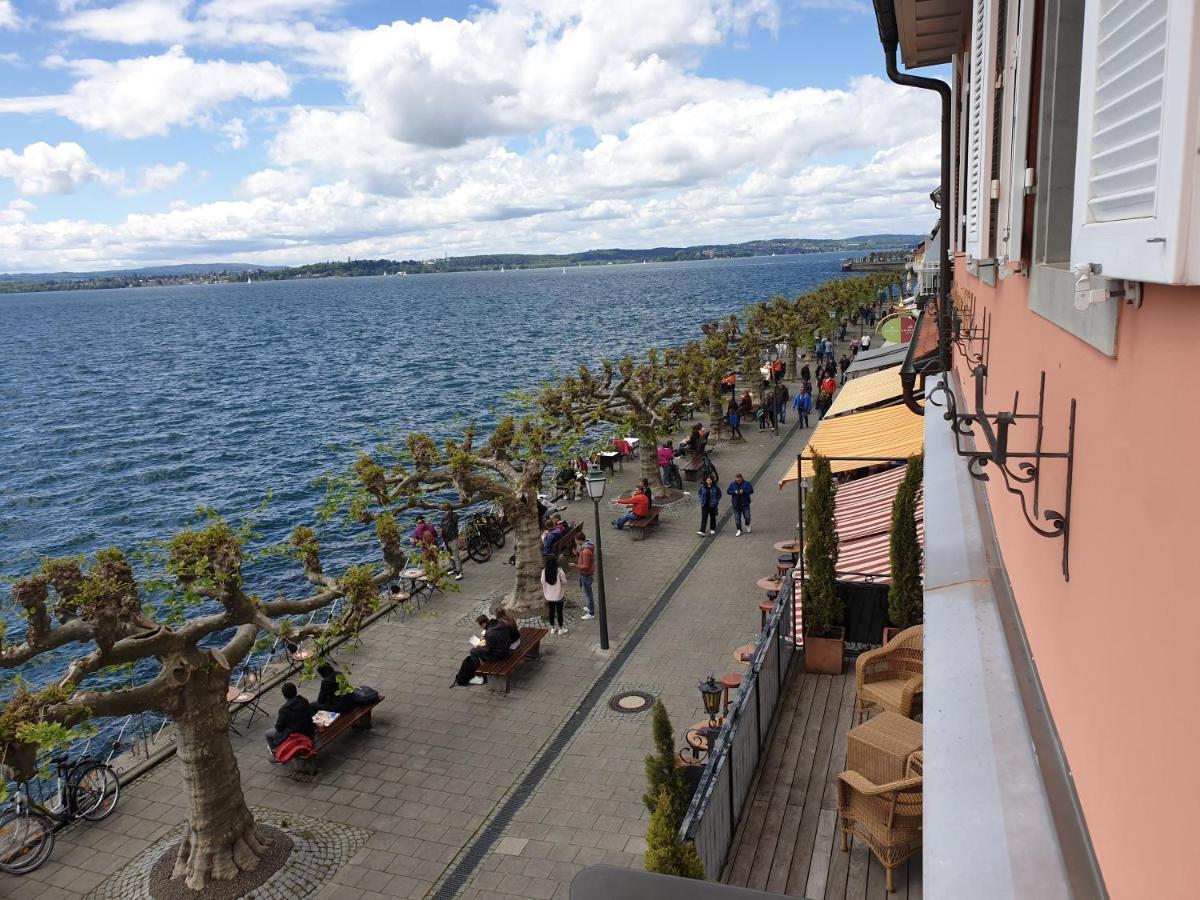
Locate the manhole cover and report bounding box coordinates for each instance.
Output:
[608,690,655,713]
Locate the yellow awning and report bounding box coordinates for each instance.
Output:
[779,403,924,486]
[825,365,906,419]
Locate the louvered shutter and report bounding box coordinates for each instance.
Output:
[1071,0,1200,284]
[964,0,993,261]
[1000,0,1036,268]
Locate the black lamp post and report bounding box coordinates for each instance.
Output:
[585,465,610,650]
[699,675,723,727]
[768,346,780,436]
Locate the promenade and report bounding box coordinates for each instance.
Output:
[4,384,822,900]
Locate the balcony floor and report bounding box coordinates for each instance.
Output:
[723,666,922,899]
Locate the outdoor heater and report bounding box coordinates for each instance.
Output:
[584,465,611,650]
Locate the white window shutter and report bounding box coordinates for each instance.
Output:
[965,0,993,261]
[1071,0,1200,284]
[1000,0,1037,268]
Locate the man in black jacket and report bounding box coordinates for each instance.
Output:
[453,615,513,686]
[265,682,316,751]
[315,663,356,714]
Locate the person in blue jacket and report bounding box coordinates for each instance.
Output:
[727,473,754,536]
[697,475,721,536]
[793,385,813,428]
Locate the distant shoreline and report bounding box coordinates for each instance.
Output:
[0,236,919,296]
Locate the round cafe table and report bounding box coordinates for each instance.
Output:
[757,576,783,593]
[773,540,801,555]
[733,643,757,665]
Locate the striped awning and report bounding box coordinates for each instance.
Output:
[825,365,906,419]
[778,403,925,485]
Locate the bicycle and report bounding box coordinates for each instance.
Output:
[0,754,120,875]
[462,519,494,563]
[476,510,507,548]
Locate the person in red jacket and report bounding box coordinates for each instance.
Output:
[612,486,650,529]
[573,532,596,619]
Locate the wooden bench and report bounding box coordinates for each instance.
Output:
[547,523,582,560]
[287,697,383,774]
[477,627,547,693]
[625,506,662,540]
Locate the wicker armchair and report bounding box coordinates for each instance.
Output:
[855,624,923,722]
[836,752,923,893]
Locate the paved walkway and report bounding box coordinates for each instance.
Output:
[3,373,834,900]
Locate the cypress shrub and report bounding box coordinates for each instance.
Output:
[643,700,689,825]
[888,453,924,629]
[644,787,706,879]
[803,452,841,635]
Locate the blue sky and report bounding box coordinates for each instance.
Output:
[0,1,941,271]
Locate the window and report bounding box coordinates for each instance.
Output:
[1070,0,1200,284]
[997,0,1039,272]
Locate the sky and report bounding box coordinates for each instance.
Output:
[0,0,942,272]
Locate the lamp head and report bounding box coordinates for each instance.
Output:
[585,464,607,500]
[699,675,723,723]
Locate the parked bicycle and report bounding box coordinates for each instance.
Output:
[0,754,120,875]
[462,518,494,563]
[476,509,507,548]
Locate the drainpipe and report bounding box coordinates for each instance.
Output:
[872,0,953,413]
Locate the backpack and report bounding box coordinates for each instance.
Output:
[351,686,381,704]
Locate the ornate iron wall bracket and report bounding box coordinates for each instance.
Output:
[951,298,990,370]
[929,367,1076,581]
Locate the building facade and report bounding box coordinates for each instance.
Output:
[886,0,1200,897]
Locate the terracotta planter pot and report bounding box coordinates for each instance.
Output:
[882,626,903,645]
[804,627,845,675]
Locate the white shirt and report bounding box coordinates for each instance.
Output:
[541,570,566,603]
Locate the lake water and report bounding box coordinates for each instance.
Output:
[1,252,858,691]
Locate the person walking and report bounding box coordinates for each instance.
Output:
[725,397,743,440]
[573,532,595,620]
[800,361,811,385]
[727,473,754,536]
[440,508,463,580]
[838,354,851,385]
[774,382,789,424]
[698,474,721,536]
[794,385,812,428]
[821,371,838,398]
[542,555,567,635]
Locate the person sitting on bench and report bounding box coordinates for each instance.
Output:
[454,614,514,686]
[315,662,357,714]
[495,608,522,649]
[612,485,650,529]
[265,682,317,752]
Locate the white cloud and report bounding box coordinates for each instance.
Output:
[221,117,248,149]
[125,161,188,193]
[0,142,112,195]
[236,167,311,200]
[0,46,290,138]
[0,1,19,29]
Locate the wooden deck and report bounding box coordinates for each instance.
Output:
[723,665,922,899]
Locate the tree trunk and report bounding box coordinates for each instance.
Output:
[786,343,798,380]
[169,653,270,891]
[638,426,660,491]
[504,462,547,617]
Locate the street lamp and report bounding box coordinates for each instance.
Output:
[768,346,780,436]
[698,675,723,727]
[585,465,611,650]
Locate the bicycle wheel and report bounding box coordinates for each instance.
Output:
[669,467,683,490]
[466,531,492,563]
[0,809,55,875]
[484,522,506,548]
[70,763,120,821]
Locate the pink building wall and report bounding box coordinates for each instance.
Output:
[952,257,1200,899]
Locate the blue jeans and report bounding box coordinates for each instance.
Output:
[579,574,594,615]
[614,511,642,528]
[660,463,671,486]
[734,507,751,530]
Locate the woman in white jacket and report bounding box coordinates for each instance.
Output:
[541,555,567,635]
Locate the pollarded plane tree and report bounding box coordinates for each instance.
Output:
[336,416,559,617]
[0,510,405,890]
[540,349,691,495]
[674,315,743,427]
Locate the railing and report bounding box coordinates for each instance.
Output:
[679,571,800,879]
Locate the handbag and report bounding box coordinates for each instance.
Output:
[351,685,380,704]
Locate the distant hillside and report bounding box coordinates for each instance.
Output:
[0,235,919,294]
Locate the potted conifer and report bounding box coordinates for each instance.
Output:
[884,453,923,643]
[803,452,845,673]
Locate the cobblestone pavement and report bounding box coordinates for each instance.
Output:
[0,374,823,900]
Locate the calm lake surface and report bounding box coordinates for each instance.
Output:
[1,252,858,687]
